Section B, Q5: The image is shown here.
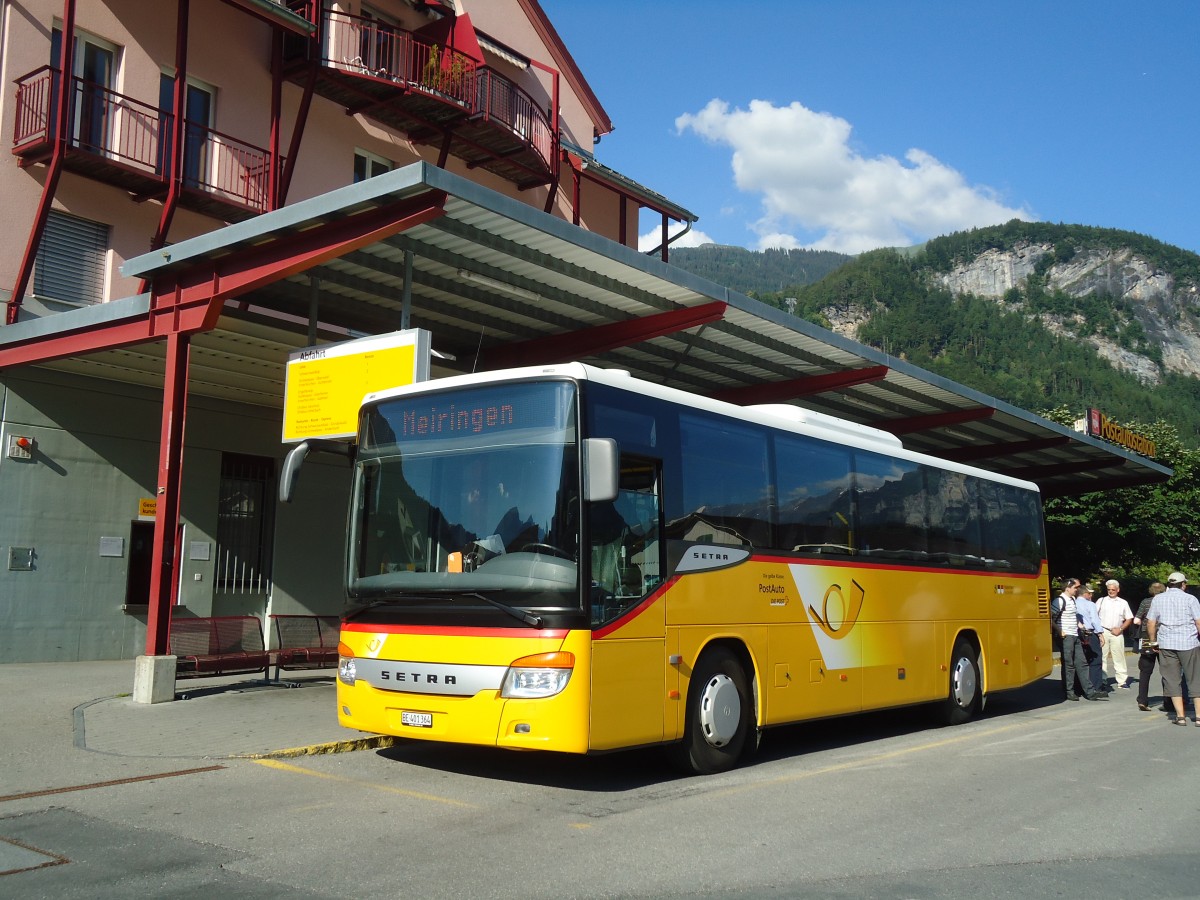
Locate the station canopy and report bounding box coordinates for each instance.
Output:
[4,163,1171,498]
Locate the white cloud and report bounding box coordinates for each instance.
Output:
[675,99,1033,254]
[637,225,715,253]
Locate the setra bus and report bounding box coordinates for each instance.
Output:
[282,363,1052,774]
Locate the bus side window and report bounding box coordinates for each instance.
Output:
[854,452,928,560]
[590,456,661,624]
[676,413,770,548]
[774,434,854,555]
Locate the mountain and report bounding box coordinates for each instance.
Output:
[667,245,851,299]
[749,222,1200,444]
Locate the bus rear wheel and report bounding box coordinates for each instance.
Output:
[672,647,752,775]
[941,638,981,725]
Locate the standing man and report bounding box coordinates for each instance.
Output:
[1097,579,1134,688]
[1146,572,1200,725]
[1053,577,1108,702]
[1076,584,1108,695]
[1133,582,1165,711]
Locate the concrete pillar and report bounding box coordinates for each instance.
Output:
[133,655,177,704]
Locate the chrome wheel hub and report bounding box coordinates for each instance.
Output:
[698,673,741,747]
[951,656,977,708]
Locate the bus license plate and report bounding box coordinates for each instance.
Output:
[401,711,432,728]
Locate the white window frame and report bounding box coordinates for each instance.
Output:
[354,148,392,182]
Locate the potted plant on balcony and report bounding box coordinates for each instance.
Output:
[419,45,469,102]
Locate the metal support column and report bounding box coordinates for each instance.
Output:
[145,331,191,657]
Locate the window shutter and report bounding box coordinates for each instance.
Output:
[34,211,109,305]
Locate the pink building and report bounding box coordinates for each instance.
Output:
[0,0,695,665]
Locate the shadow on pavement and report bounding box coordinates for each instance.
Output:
[373,674,1069,791]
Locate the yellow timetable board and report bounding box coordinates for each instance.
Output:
[283,329,431,442]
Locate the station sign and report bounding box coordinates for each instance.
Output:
[1086,407,1156,458]
[283,329,431,442]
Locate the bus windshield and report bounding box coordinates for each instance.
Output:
[349,380,581,610]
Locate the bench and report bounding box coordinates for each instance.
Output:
[270,614,341,680]
[169,615,270,678]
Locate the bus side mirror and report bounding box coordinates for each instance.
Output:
[279,439,356,503]
[583,438,618,502]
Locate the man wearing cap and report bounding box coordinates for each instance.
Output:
[1097,579,1134,688]
[1146,572,1200,725]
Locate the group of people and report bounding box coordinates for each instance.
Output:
[1053,572,1200,723]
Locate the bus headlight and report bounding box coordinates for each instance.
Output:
[338,641,357,686]
[501,651,574,698]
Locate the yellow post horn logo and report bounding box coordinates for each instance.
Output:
[808,580,865,639]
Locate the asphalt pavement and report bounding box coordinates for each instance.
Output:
[0,650,1184,878]
[1,660,392,798]
[0,649,1160,779]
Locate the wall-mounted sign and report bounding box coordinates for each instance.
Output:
[138,498,157,519]
[1087,408,1157,458]
[283,329,431,442]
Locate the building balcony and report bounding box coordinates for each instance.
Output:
[12,66,275,222]
[284,10,554,189]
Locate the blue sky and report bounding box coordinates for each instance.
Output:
[539,1,1200,256]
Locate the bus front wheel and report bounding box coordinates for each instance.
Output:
[941,638,981,725]
[672,647,752,775]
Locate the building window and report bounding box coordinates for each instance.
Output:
[52,26,120,154]
[215,453,276,593]
[34,210,109,305]
[354,149,392,182]
[158,72,216,188]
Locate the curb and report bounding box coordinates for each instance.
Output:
[239,735,400,759]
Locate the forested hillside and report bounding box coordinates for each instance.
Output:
[699,222,1200,582]
[667,245,850,298]
[763,224,1200,443]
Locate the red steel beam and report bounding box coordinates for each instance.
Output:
[482,301,727,369]
[711,365,889,406]
[155,192,447,309]
[0,193,447,370]
[877,406,994,436]
[1039,468,1165,498]
[145,331,190,656]
[1008,457,1124,481]
[940,435,1072,463]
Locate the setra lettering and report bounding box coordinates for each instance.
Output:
[378,671,458,685]
[690,551,730,561]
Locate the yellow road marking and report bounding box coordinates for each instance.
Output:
[252,758,478,808]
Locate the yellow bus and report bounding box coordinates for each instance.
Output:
[284,363,1051,773]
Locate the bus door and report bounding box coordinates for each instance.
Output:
[588,456,668,751]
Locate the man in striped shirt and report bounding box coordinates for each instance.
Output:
[1147,572,1200,725]
[1054,577,1108,702]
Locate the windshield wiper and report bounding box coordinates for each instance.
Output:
[465,592,544,628]
[345,595,442,617]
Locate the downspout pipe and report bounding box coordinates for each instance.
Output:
[6,0,77,325]
[644,217,695,262]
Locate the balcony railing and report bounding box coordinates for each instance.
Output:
[314,10,554,178]
[13,65,274,216]
[474,68,552,169]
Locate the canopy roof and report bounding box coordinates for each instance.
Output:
[2,163,1171,498]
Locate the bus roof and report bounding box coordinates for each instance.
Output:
[363,363,1042,493]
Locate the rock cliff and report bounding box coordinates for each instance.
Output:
[936,242,1200,384]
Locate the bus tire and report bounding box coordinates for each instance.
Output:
[672,647,751,775]
[941,638,981,725]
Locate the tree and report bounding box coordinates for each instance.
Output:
[1042,413,1200,588]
